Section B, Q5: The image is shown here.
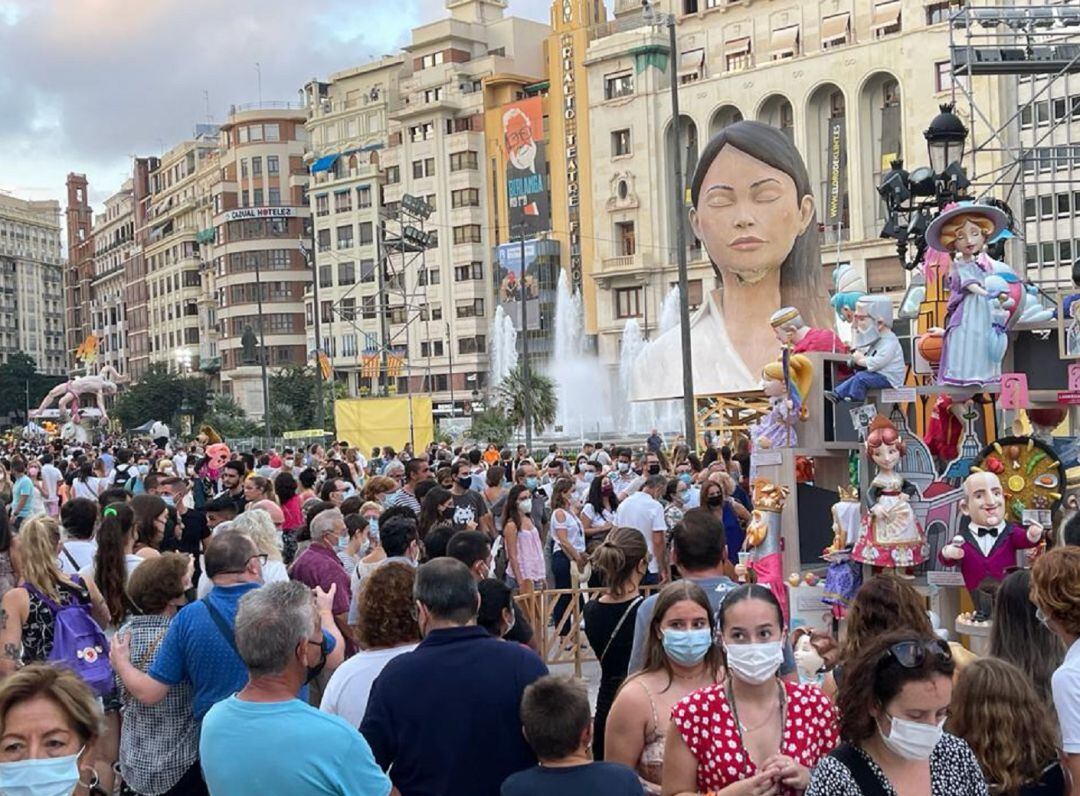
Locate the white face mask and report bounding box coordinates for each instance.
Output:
[879,714,945,760]
[724,640,784,684]
[0,746,84,796]
[517,499,532,514]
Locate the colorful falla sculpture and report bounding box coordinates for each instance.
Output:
[749,353,813,450]
[769,306,848,356]
[828,295,906,403]
[851,417,928,575]
[924,202,1012,387]
[822,485,863,619]
[939,470,1044,620]
[629,121,833,400]
[740,478,792,622]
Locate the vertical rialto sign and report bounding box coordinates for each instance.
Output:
[561,0,582,291]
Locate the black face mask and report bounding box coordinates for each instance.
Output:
[440,508,456,521]
[305,638,328,685]
[647,464,661,475]
[457,476,473,490]
[707,495,724,508]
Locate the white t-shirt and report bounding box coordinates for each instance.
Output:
[79,555,144,587]
[615,492,667,574]
[72,478,105,501]
[1053,638,1080,754]
[40,464,63,502]
[320,644,418,727]
[59,540,98,576]
[551,508,586,554]
[581,504,615,529]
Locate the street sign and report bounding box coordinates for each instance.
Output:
[1057,391,1080,405]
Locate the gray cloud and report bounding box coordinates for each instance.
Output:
[0,0,550,205]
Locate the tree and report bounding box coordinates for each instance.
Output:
[267,365,343,436]
[112,363,209,430]
[468,408,515,448]
[0,353,64,426]
[494,365,557,434]
[201,394,260,439]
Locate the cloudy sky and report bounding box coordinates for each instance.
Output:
[0,0,549,211]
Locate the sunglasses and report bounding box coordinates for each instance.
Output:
[879,639,952,669]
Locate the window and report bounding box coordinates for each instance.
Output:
[935,61,956,94]
[420,51,445,69]
[612,129,631,157]
[361,296,377,319]
[1039,195,1054,219]
[453,225,482,244]
[318,264,333,288]
[334,190,352,213]
[866,255,906,293]
[317,229,331,252]
[252,157,262,177]
[604,72,634,100]
[430,303,443,320]
[926,0,950,25]
[454,262,484,281]
[263,123,280,142]
[456,298,485,318]
[241,159,249,178]
[359,260,375,283]
[357,186,372,208]
[1036,100,1050,126]
[337,224,353,249]
[725,37,752,71]
[342,333,357,357]
[238,126,249,143]
[1041,241,1055,264]
[770,26,799,61]
[411,159,435,179]
[678,49,705,83]
[359,222,374,245]
[338,261,355,285]
[871,1,901,38]
[252,189,263,206]
[385,165,400,184]
[458,336,486,355]
[1060,240,1073,264]
[615,221,636,256]
[1058,192,1071,218]
[821,12,850,48]
[340,298,356,321]
[1024,197,1037,221]
[615,288,642,319]
[449,151,478,171]
[268,188,281,206]
[409,123,435,142]
[389,306,407,324]
[424,88,442,103]
[451,188,480,208]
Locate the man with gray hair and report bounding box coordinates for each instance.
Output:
[615,473,670,585]
[361,558,547,796]
[290,508,353,659]
[200,582,393,796]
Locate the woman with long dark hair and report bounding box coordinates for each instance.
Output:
[129,494,167,560]
[81,503,143,634]
[501,484,545,592]
[581,472,618,548]
[988,568,1065,706]
[72,459,105,501]
[417,486,454,540]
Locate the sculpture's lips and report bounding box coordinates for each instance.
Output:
[729,236,765,250]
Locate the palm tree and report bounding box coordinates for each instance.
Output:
[495,365,558,433]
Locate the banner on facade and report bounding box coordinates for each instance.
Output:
[503,97,550,236]
[825,115,847,227]
[495,240,541,331]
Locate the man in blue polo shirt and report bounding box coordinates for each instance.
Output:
[361,558,547,796]
[111,531,343,720]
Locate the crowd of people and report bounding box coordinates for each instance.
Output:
[0,430,1076,795]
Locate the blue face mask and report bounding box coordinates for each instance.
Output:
[161,494,175,507]
[0,747,83,796]
[525,477,539,491]
[662,628,714,665]
[678,473,693,486]
[336,533,348,551]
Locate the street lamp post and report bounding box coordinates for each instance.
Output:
[253,252,272,448]
[518,224,533,452]
[644,0,697,446]
[298,236,326,433]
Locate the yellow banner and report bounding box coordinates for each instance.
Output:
[334,396,433,452]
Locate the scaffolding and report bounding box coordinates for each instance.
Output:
[948,1,1080,291]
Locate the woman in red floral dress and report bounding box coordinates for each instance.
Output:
[661,584,839,796]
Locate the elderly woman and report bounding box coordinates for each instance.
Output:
[116,553,204,796]
[0,663,106,794]
[320,562,420,727]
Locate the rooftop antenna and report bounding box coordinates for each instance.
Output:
[255,62,262,106]
[203,89,213,123]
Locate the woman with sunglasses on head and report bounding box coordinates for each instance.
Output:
[662,584,838,796]
[806,630,987,796]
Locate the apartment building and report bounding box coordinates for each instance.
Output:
[0,193,65,374]
[143,130,220,375]
[207,105,311,419]
[581,0,1008,365]
[303,56,403,397]
[90,180,136,377]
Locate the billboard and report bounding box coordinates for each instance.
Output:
[503,97,550,236]
[495,240,541,331]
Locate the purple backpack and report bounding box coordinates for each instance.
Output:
[25,577,113,697]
